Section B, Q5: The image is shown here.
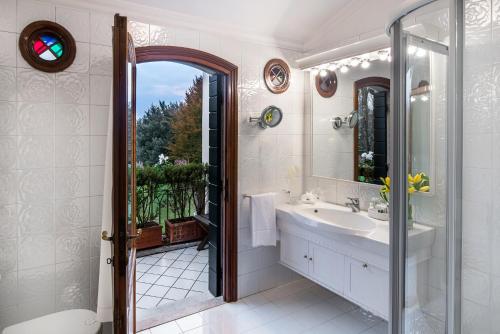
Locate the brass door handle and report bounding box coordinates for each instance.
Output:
[128,229,143,240]
[101,230,113,242]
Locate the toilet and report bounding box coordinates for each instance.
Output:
[2,309,101,334]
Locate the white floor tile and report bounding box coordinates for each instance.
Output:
[187,262,206,271]
[145,285,170,298]
[136,282,152,294]
[191,281,208,292]
[141,256,160,265]
[180,269,201,280]
[155,258,174,267]
[147,265,167,275]
[197,272,209,282]
[173,278,195,290]
[149,321,182,334]
[155,275,177,287]
[164,267,184,277]
[176,313,206,331]
[138,273,161,284]
[183,247,199,255]
[165,287,189,300]
[136,263,152,273]
[162,252,180,260]
[171,260,191,269]
[137,295,161,309]
[178,254,196,262]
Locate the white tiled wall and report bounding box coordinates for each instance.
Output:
[462,0,500,332]
[0,0,112,329]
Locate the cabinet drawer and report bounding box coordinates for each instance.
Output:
[347,258,389,318]
[308,242,345,294]
[280,232,309,275]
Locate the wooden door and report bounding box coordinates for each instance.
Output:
[112,14,138,334]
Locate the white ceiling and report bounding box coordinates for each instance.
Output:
[124,0,352,47]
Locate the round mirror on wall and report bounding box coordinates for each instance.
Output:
[315,70,338,98]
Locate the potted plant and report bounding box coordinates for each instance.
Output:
[135,165,164,250]
[163,163,208,244]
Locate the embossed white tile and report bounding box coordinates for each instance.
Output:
[90,105,109,135]
[18,202,54,236]
[129,21,150,47]
[17,103,54,135]
[56,227,90,263]
[17,136,54,169]
[0,32,16,67]
[0,271,18,308]
[0,238,17,273]
[55,136,90,167]
[336,180,360,205]
[0,0,16,33]
[18,265,55,303]
[90,226,101,258]
[90,44,112,75]
[55,104,89,135]
[17,68,54,103]
[90,135,106,166]
[17,0,55,32]
[70,42,90,73]
[90,75,111,105]
[0,136,16,170]
[90,166,104,196]
[150,25,169,46]
[55,260,90,297]
[90,12,113,46]
[17,169,54,203]
[0,102,17,135]
[55,197,89,230]
[0,170,17,205]
[55,6,90,43]
[56,72,90,104]
[56,287,90,311]
[55,167,90,199]
[89,195,103,227]
[0,205,18,240]
[0,66,16,101]
[19,234,55,269]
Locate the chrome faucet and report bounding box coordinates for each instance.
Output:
[345,197,360,212]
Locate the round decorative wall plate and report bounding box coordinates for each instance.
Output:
[264,59,290,94]
[315,70,338,98]
[19,21,76,73]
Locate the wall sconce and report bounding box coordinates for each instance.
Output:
[249,105,283,128]
[331,111,358,129]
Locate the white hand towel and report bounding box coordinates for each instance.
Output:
[250,192,277,247]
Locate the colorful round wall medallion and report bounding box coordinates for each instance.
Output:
[19,21,76,73]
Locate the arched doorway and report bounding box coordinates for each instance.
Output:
[135,46,238,304]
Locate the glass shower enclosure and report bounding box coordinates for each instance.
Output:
[388,0,463,333]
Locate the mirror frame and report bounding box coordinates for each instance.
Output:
[353,77,390,183]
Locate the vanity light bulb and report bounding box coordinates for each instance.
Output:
[328,63,338,71]
[319,69,328,77]
[416,48,427,58]
[410,96,416,103]
[350,58,360,67]
[387,55,392,62]
[420,95,429,102]
[407,45,417,55]
[311,68,319,75]
[361,60,370,69]
[378,51,388,61]
[340,65,349,73]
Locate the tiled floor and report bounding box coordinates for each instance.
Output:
[136,246,209,309]
[139,279,387,334]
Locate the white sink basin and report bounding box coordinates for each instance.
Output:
[292,205,377,236]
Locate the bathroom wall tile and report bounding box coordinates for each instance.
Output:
[56,72,90,105]
[0,32,16,67]
[462,167,493,203]
[56,286,90,312]
[0,0,17,33]
[70,42,90,73]
[55,260,90,298]
[55,167,90,199]
[18,296,56,325]
[359,183,380,210]
[90,135,106,166]
[17,168,54,203]
[90,12,113,46]
[90,226,101,258]
[129,21,150,47]
[17,136,54,169]
[150,25,169,46]
[0,238,17,274]
[19,234,55,269]
[0,102,17,135]
[56,227,90,263]
[89,195,103,227]
[55,136,90,167]
[90,75,112,105]
[55,104,90,136]
[90,166,105,196]
[0,271,18,308]
[0,170,18,205]
[0,136,17,170]
[463,267,491,306]
[170,27,200,49]
[90,44,112,75]
[18,201,54,236]
[18,265,55,305]
[17,0,55,33]
[336,180,360,205]
[55,197,90,230]
[0,66,16,101]
[17,102,54,135]
[0,205,18,240]
[17,68,55,103]
[55,6,90,43]
[90,105,109,135]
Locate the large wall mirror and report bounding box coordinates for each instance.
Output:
[311,56,391,185]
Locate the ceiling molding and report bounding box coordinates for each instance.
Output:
[53,0,305,51]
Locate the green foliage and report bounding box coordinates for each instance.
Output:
[136,165,163,227]
[137,101,181,165]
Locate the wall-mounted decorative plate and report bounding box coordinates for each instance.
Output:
[315,70,338,98]
[264,59,290,94]
[19,21,76,73]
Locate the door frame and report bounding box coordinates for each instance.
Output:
[135,46,238,302]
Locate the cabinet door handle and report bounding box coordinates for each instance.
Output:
[362,263,368,268]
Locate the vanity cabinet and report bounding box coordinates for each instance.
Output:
[280,232,309,275]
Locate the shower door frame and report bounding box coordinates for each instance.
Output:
[388,1,464,333]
